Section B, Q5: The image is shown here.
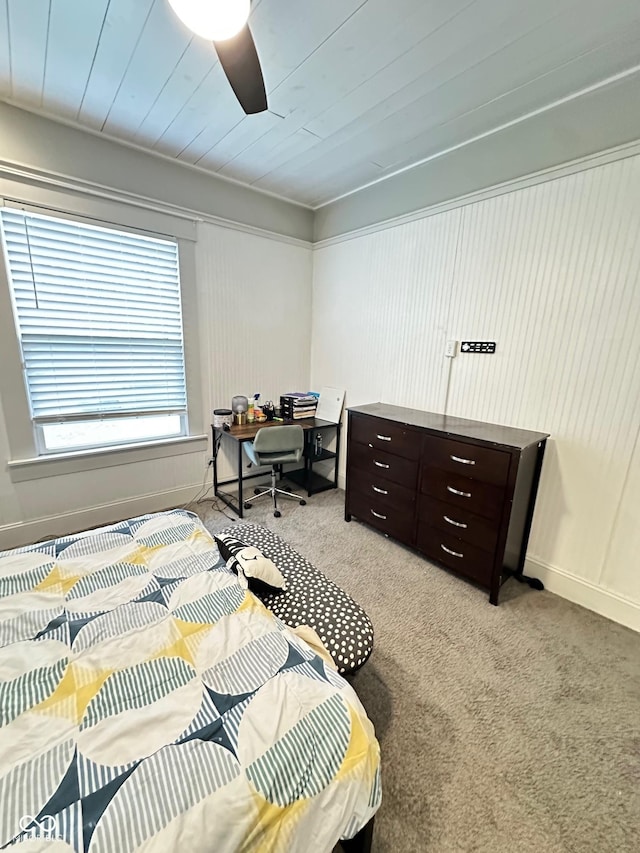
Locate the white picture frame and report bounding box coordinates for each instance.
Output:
[315,387,345,423]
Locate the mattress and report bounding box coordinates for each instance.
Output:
[0,509,380,852]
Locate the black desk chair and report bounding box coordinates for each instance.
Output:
[243,425,307,517]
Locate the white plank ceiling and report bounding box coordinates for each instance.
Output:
[1,0,639,208]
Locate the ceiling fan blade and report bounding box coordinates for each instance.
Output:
[214,24,267,115]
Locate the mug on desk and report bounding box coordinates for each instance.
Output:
[263,401,275,421]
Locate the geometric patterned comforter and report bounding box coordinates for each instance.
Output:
[0,509,381,852]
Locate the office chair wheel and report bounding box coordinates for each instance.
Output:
[254,488,262,495]
[243,502,251,510]
[274,510,281,518]
[299,499,306,506]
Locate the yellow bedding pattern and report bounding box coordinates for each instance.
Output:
[0,510,380,852]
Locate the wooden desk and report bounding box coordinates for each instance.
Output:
[212,418,339,518]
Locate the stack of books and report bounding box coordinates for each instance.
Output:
[280,393,318,419]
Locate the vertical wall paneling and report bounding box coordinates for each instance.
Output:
[602,423,640,600]
[0,407,19,527]
[311,209,462,413]
[196,222,313,482]
[311,154,640,623]
[446,160,640,586]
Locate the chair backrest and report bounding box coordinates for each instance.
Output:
[252,424,304,455]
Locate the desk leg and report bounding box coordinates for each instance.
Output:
[238,441,244,519]
[213,436,219,496]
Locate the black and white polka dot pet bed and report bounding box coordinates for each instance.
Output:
[216,524,374,675]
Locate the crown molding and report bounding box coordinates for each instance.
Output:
[0,97,312,212]
[0,158,312,249]
[313,136,640,249]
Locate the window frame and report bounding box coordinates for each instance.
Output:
[34,413,189,456]
[0,193,205,481]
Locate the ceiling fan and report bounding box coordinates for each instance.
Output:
[167,0,268,114]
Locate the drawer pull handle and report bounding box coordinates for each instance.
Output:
[451,454,475,465]
[376,434,392,441]
[371,509,387,520]
[447,485,471,498]
[441,544,463,559]
[374,460,390,469]
[444,515,467,529]
[372,485,389,495]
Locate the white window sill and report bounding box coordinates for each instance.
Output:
[7,434,208,482]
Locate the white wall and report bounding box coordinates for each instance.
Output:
[0,220,312,546]
[195,222,312,483]
[311,154,640,630]
[0,104,314,548]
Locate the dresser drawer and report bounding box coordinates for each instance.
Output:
[416,525,494,587]
[418,495,498,553]
[349,467,416,511]
[422,434,510,486]
[421,467,506,522]
[348,489,415,543]
[350,414,421,460]
[349,440,418,489]
[346,403,549,605]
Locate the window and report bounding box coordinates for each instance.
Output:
[0,207,188,454]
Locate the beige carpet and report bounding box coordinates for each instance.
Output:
[191,486,640,853]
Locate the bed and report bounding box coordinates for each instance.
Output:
[0,509,380,852]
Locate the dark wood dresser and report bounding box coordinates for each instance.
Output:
[344,403,549,604]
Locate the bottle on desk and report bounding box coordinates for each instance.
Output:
[247,399,255,423]
[253,393,262,419]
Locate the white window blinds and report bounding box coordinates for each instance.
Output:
[0,208,187,424]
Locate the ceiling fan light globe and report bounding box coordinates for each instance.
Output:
[168,0,250,41]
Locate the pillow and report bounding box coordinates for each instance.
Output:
[214,533,287,593]
[214,532,247,564]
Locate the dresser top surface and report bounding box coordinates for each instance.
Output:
[348,403,549,450]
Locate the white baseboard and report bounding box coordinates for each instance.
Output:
[5,485,637,635]
[339,477,639,632]
[0,484,203,550]
[526,556,640,633]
